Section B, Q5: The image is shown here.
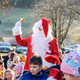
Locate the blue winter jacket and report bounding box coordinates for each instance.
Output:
[20,69,49,80]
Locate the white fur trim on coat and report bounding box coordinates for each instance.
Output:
[12,21,22,36]
[47,76,57,80]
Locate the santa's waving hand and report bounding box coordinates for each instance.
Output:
[12,18,60,71]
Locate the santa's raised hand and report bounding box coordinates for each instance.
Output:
[12,18,25,36]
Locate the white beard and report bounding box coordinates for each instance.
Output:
[31,31,52,57]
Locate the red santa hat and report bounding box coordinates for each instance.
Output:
[33,18,51,37]
[43,55,61,68]
[47,68,62,80]
[41,18,51,37]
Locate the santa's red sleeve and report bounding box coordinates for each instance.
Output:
[47,68,62,80]
[15,35,33,70]
[15,35,29,47]
[52,38,60,57]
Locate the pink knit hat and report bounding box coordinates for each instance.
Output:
[14,62,24,73]
[61,45,80,76]
[41,18,51,37]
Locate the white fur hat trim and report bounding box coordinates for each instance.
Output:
[42,57,54,68]
[32,20,42,34]
[47,76,57,80]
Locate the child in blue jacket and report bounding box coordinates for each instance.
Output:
[20,55,48,80]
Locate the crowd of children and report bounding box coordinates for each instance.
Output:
[0,45,80,80]
[0,49,26,80]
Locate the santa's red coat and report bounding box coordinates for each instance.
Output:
[15,35,59,71]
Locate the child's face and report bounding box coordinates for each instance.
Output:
[14,70,20,75]
[5,72,12,80]
[22,54,25,57]
[64,72,78,80]
[30,63,41,75]
[11,68,14,71]
[0,64,4,71]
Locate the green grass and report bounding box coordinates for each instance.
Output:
[0,8,34,37]
[64,26,80,45]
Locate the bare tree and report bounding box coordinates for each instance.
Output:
[32,0,80,48]
[0,0,18,22]
[67,0,80,15]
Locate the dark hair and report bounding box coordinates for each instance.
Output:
[0,54,3,61]
[29,55,42,66]
[0,61,3,65]
[10,64,16,69]
[10,53,15,61]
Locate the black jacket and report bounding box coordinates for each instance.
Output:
[3,55,9,69]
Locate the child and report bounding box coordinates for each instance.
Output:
[20,55,48,80]
[13,53,20,64]
[3,49,14,69]
[3,69,13,80]
[0,61,4,80]
[20,52,26,63]
[10,64,16,71]
[7,53,15,68]
[13,62,24,80]
[42,55,62,80]
[61,46,80,80]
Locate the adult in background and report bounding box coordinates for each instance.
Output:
[3,49,14,69]
[12,18,60,70]
[7,52,16,68]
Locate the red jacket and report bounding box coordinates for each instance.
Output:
[15,35,59,71]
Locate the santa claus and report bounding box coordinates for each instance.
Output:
[12,18,59,70]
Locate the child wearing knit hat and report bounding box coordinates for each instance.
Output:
[13,62,24,80]
[61,45,80,80]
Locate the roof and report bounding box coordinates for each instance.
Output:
[0,36,17,46]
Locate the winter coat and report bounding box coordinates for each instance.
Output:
[7,58,14,68]
[45,65,60,74]
[3,55,9,69]
[0,71,4,80]
[20,56,26,63]
[20,69,48,80]
[14,74,21,80]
